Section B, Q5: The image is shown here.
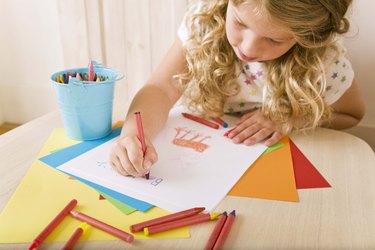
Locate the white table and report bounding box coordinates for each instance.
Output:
[1,110,374,249]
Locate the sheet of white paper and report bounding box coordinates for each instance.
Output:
[58,106,267,212]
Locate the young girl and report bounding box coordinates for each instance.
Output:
[110,0,364,177]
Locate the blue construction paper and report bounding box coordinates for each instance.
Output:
[40,128,121,167]
[39,127,154,212]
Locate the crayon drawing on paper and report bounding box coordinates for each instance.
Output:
[58,106,267,212]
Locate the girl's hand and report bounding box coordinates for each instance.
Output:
[109,134,158,177]
[227,110,285,146]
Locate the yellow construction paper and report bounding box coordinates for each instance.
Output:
[228,137,299,202]
[0,128,189,244]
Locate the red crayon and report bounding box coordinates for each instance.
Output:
[134,112,149,179]
[130,207,205,233]
[70,210,134,243]
[62,223,87,250]
[213,210,236,250]
[88,60,95,81]
[211,117,228,128]
[28,199,78,250]
[182,113,219,129]
[144,212,221,236]
[204,212,227,250]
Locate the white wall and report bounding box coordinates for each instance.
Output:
[0,0,185,124]
[344,0,375,149]
[344,0,375,127]
[0,0,63,123]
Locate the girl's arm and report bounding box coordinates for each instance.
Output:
[110,38,187,176]
[123,38,186,139]
[226,79,365,147]
[324,79,365,129]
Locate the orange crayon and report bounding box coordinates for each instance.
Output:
[213,210,236,250]
[204,212,227,250]
[70,210,134,243]
[182,113,219,129]
[144,212,221,236]
[130,207,205,233]
[211,117,228,128]
[62,223,87,250]
[28,199,78,250]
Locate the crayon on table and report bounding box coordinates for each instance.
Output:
[211,117,228,128]
[204,212,227,250]
[28,199,78,250]
[144,212,221,236]
[62,222,87,250]
[181,113,219,129]
[134,112,150,179]
[213,210,236,250]
[130,207,205,233]
[70,210,134,243]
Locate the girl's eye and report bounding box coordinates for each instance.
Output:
[268,38,283,45]
[233,18,245,27]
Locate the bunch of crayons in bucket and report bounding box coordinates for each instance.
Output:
[28,198,236,250]
[55,72,109,84]
[55,61,109,84]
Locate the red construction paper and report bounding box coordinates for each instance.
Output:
[290,140,331,189]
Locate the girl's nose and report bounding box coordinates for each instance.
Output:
[240,32,263,57]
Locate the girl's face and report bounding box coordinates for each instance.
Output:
[226,0,296,62]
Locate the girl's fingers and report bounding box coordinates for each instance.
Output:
[243,127,273,146]
[117,146,143,176]
[229,117,256,139]
[231,122,261,143]
[109,134,159,177]
[265,131,284,146]
[236,110,257,125]
[110,154,130,176]
[144,143,158,171]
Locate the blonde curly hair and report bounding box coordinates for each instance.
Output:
[178,0,352,132]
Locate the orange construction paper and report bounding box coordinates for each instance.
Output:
[228,137,299,202]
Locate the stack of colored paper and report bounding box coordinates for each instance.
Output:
[0,107,331,244]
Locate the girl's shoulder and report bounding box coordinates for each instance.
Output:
[177,1,203,43]
[322,41,354,105]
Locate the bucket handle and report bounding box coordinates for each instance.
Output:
[92,61,125,81]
